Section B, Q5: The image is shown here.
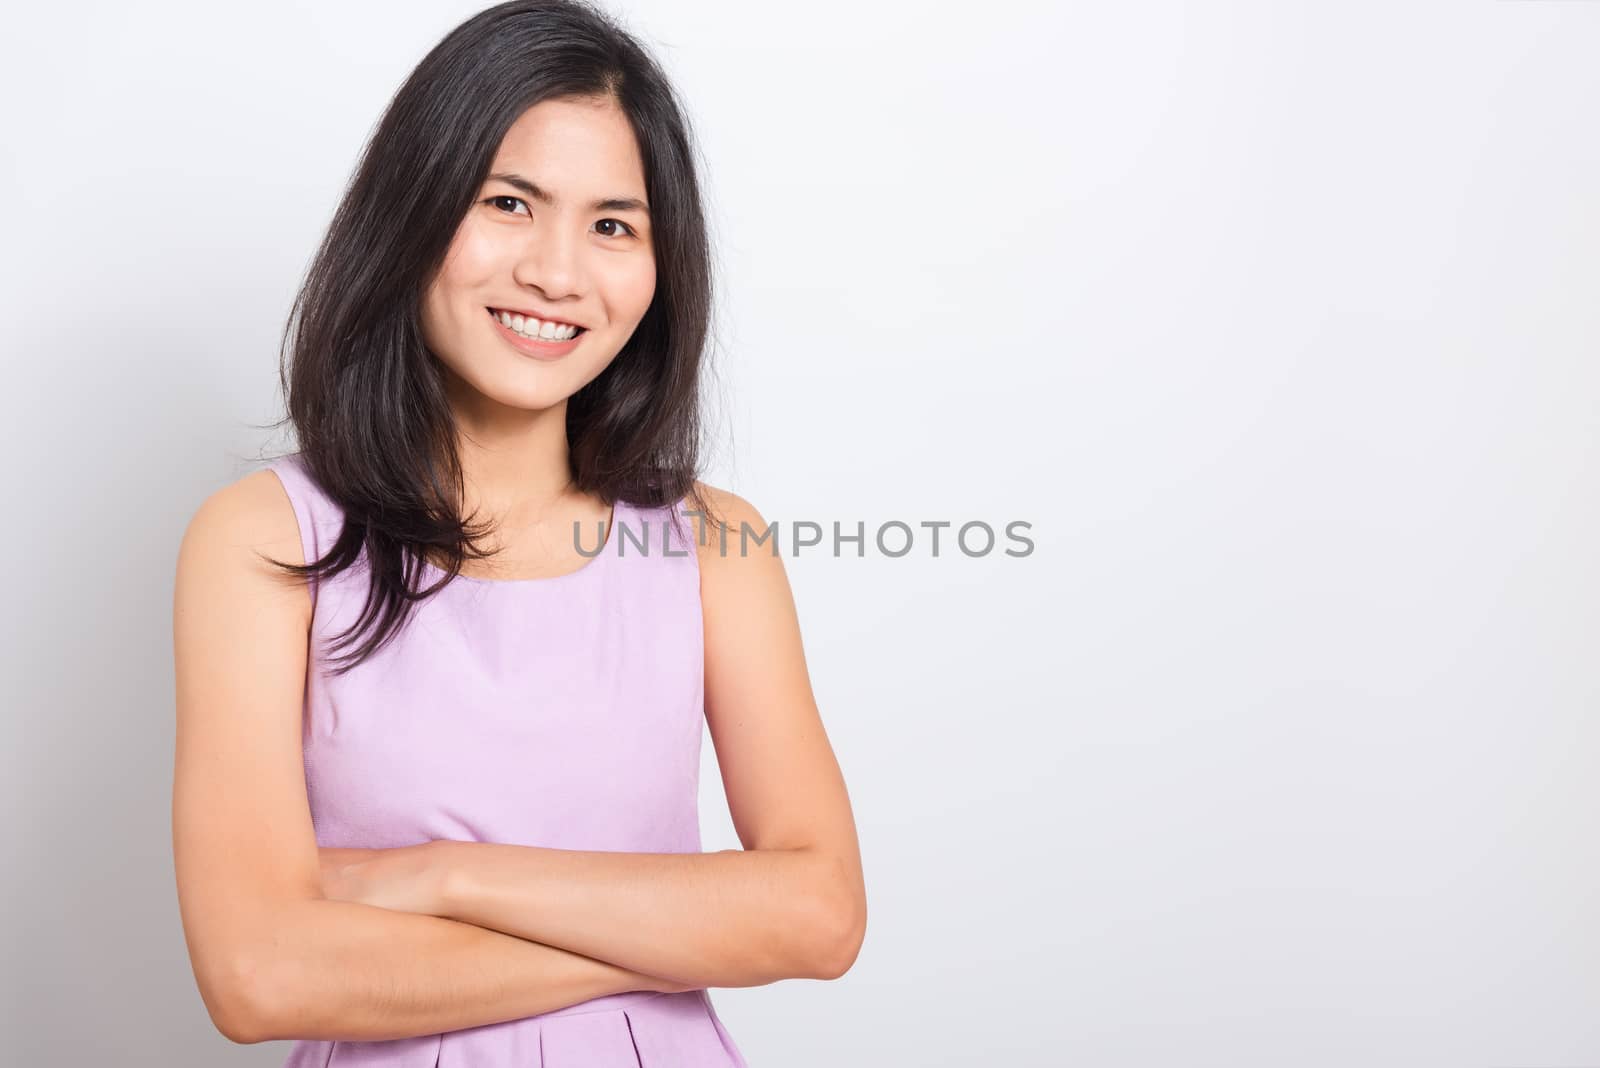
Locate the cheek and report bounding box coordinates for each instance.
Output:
[614,257,657,320]
[423,232,500,333]
[444,223,504,287]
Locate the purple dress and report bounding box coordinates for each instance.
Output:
[267,453,748,1068]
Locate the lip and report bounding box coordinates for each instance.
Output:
[485,307,586,360]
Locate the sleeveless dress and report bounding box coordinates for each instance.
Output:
[266,452,749,1068]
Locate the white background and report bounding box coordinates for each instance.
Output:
[2,1,1596,1065]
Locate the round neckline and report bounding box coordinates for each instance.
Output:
[421,499,624,588]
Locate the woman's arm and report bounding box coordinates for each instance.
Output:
[359,486,867,988]
[231,897,675,1043]
[426,840,850,988]
[172,473,680,1045]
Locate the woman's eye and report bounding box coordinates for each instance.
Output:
[486,195,530,216]
[596,218,637,239]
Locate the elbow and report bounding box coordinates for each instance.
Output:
[213,1003,269,1046]
[756,848,866,983]
[800,857,867,981]
[183,895,320,1043]
[816,894,867,980]
[204,948,293,1044]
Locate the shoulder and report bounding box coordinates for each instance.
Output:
[686,480,763,534]
[175,466,310,617]
[685,480,777,556]
[685,479,797,608]
[181,467,305,567]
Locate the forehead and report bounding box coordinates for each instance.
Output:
[489,97,647,194]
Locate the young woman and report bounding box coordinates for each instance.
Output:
[170,2,866,1064]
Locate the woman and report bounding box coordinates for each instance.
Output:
[170,2,867,1064]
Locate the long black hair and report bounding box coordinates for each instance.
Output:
[255,0,724,676]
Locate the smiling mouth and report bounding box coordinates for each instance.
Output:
[485,306,588,341]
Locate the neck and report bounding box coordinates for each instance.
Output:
[446,397,581,526]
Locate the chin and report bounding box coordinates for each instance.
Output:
[441,361,565,411]
[486,380,574,412]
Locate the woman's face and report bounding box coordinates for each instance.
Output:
[421,95,656,413]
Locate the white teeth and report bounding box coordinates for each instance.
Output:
[494,309,579,341]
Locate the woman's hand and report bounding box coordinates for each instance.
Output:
[317,841,449,916]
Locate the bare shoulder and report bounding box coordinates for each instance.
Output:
[176,466,311,620]
[684,480,804,660]
[686,480,782,573]
[180,467,304,561]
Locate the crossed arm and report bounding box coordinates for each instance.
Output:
[321,838,860,989]
[448,840,859,986]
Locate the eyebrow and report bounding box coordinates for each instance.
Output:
[486,171,651,219]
